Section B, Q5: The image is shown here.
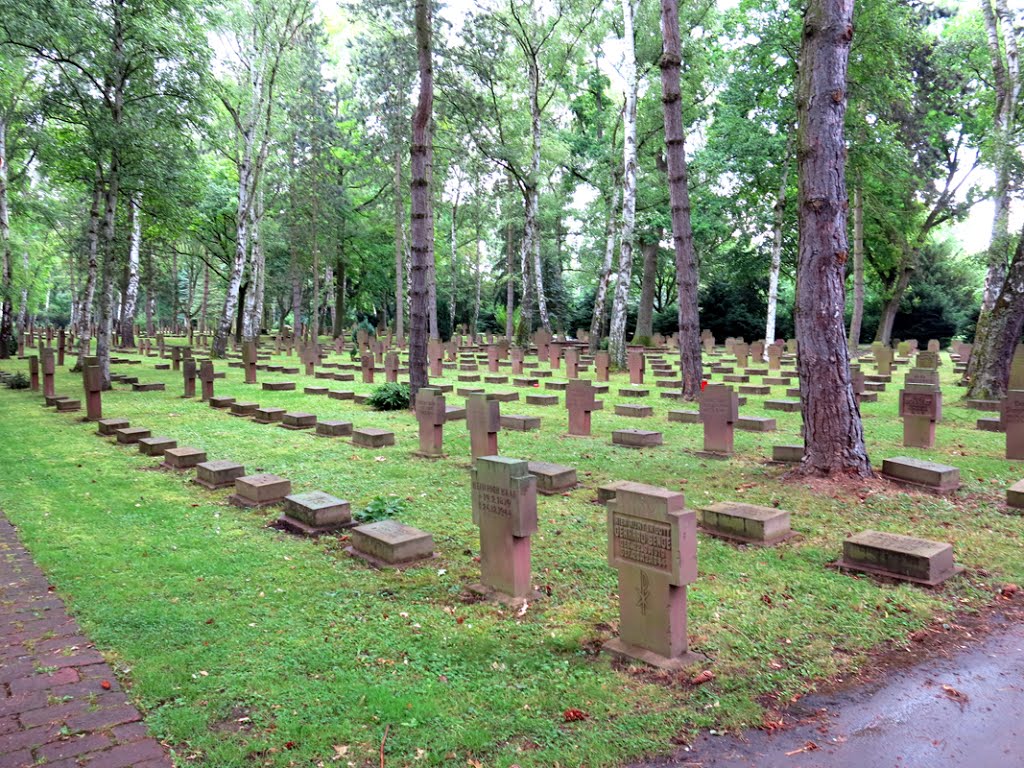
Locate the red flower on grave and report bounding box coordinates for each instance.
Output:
[701,380,708,391]
[563,708,588,722]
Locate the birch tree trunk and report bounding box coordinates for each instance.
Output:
[145,252,155,336]
[765,135,792,355]
[846,178,865,349]
[16,250,28,342]
[471,217,482,337]
[391,148,403,337]
[659,0,703,397]
[633,227,662,343]
[792,0,870,477]
[589,185,619,353]
[199,260,209,333]
[120,192,142,348]
[448,187,460,334]
[408,0,434,399]
[608,0,638,368]
[0,113,11,358]
[527,58,551,333]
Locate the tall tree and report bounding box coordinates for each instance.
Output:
[792,0,870,477]
[659,0,702,399]
[408,0,433,400]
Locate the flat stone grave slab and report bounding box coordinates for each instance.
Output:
[786,388,802,398]
[737,416,776,431]
[96,418,130,436]
[195,460,245,490]
[772,444,803,463]
[55,398,81,412]
[836,530,963,586]
[488,391,519,402]
[115,427,150,444]
[353,393,370,405]
[865,382,886,392]
[485,376,508,384]
[445,405,466,420]
[154,364,170,371]
[500,414,540,431]
[668,410,701,423]
[161,447,207,470]
[534,370,552,378]
[138,437,176,456]
[881,456,960,493]
[596,479,632,504]
[1007,479,1024,511]
[262,381,296,391]
[859,392,878,403]
[210,396,235,409]
[281,367,300,374]
[230,473,292,508]
[513,377,539,387]
[722,374,749,383]
[278,491,352,535]
[619,387,649,397]
[615,403,653,418]
[762,377,791,386]
[132,382,165,392]
[593,384,609,394]
[739,385,770,395]
[347,520,435,567]
[457,387,484,397]
[765,399,801,412]
[526,394,558,406]
[45,394,69,406]
[316,420,353,437]
[545,381,568,391]
[697,501,794,546]
[527,461,577,495]
[254,407,286,424]
[458,374,481,382]
[230,401,259,417]
[281,412,316,430]
[304,386,328,395]
[352,427,395,448]
[328,389,355,400]
[333,373,355,382]
[977,417,1003,432]
[966,399,1001,412]
[612,429,663,448]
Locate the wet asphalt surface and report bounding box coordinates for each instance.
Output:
[628,619,1024,768]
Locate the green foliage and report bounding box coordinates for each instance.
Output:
[5,373,29,389]
[365,382,410,411]
[354,495,408,523]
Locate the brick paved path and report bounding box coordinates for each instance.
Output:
[0,516,173,768]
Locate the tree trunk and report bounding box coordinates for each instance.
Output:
[334,255,346,337]
[633,227,662,343]
[471,217,482,338]
[15,250,28,342]
[394,148,405,339]
[609,0,638,367]
[659,0,703,398]
[449,188,459,334]
[120,192,142,348]
[765,134,793,354]
[76,171,104,367]
[505,179,516,340]
[874,262,912,346]
[966,221,1024,400]
[145,251,155,336]
[792,0,870,477]
[199,259,209,334]
[0,113,11,359]
[847,177,865,348]
[526,58,550,333]
[408,0,434,400]
[97,163,120,389]
[590,185,619,353]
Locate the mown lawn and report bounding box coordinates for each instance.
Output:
[0,346,1021,767]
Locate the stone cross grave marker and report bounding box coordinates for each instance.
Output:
[564,346,579,379]
[875,346,894,376]
[414,387,447,458]
[595,351,610,382]
[182,357,197,398]
[700,383,738,455]
[467,392,500,460]
[766,342,783,371]
[470,456,538,601]
[41,348,55,398]
[510,347,524,375]
[487,345,499,373]
[566,379,596,436]
[733,342,749,368]
[82,356,102,421]
[428,338,443,378]
[604,483,698,670]
[28,355,39,391]
[361,352,374,384]
[242,340,258,384]
[628,348,645,385]
[199,359,215,401]
[385,351,399,383]
[1003,390,1024,460]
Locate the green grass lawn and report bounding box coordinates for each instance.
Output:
[0,346,1021,767]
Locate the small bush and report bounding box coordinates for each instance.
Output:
[355,495,408,523]
[366,382,410,411]
[5,372,29,389]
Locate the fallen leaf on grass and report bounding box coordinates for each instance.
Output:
[942,684,969,705]
[1001,583,1019,598]
[689,670,715,686]
[563,708,588,722]
[332,745,349,760]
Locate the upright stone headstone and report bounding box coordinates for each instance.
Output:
[414,387,446,458]
[566,379,596,436]
[467,392,500,460]
[899,369,941,449]
[57,328,66,367]
[361,353,374,384]
[170,346,181,371]
[428,338,443,378]
[486,345,500,373]
[604,483,698,670]
[385,352,399,383]
[510,347,524,375]
[915,350,939,370]
[470,456,538,602]
[564,346,579,379]
[28,356,39,391]
[1003,390,1024,461]
[41,348,55,398]
[875,346,894,376]
[767,342,783,371]
[700,384,738,455]
[82,356,102,421]
[733,342,749,369]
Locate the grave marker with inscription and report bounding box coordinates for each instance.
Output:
[699,384,738,455]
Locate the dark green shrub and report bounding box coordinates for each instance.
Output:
[366,382,410,411]
[5,372,29,389]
